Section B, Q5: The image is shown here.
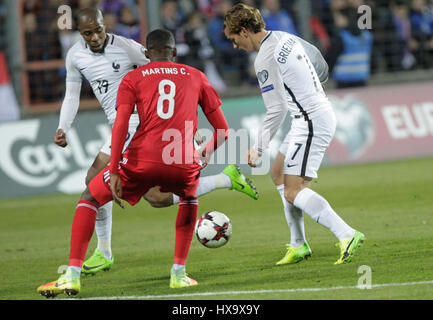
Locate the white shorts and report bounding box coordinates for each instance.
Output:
[100,116,139,156]
[279,110,336,179]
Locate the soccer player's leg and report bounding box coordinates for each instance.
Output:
[37,190,106,298]
[172,165,259,204]
[37,169,114,298]
[166,167,200,288]
[83,151,114,275]
[143,165,259,208]
[82,125,136,273]
[142,186,174,208]
[284,112,365,264]
[221,164,259,200]
[290,180,365,264]
[171,165,259,204]
[170,197,199,288]
[271,150,310,265]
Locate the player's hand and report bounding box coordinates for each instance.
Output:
[246,148,260,168]
[110,172,124,209]
[194,130,204,146]
[54,129,67,147]
[199,147,211,170]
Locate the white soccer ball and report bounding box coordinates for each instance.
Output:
[195,211,232,248]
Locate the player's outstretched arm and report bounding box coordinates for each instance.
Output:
[55,81,82,147]
[109,102,134,208]
[110,172,124,209]
[55,47,83,147]
[200,108,229,169]
[109,75,136,207]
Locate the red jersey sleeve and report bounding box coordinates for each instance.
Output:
[116,74,137,107]
[110,74,136,174]
[204,108,229,154]
[198,70,222,115]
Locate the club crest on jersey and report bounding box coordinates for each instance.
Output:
[257,70,268,84]
[112,61,120,72]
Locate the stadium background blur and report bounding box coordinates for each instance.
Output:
[0,0,432,115]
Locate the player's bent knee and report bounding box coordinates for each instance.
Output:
[147,199,167,208]
[86,153,110,186]
[284,188,301,204]
[271,153,285,186]
[85,168,99,186]
[80,188,100,207]
[270,166,284,186]
[143,191,173,208]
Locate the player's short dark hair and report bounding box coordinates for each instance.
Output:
[223,3,265,34]
[76,7,104,28]
[146,29,175,50]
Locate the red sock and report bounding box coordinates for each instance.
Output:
[68,200,98,268]
[174,198,198,265]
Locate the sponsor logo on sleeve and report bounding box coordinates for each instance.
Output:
[260,84,274,93]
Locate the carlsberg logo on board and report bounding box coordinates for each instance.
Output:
[0,119,110,195]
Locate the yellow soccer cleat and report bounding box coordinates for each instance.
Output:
[82,249,114,275]
[169,268,198,289]
[276,242,312,265]
[37,271,80,298]
[335,231,366,265]
[223,164,259,200]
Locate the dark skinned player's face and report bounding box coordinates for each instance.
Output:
[78,19,107,53]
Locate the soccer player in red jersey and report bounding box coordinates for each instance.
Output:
[37,29,229,297]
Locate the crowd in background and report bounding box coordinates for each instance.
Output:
[12,0,433,102]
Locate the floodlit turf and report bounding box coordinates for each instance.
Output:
[1,157,433,300]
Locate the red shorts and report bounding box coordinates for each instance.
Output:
[89,160,201,207]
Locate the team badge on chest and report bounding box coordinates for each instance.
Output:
[112,61,120,72]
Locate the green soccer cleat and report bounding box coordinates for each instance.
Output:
[170,268,198,289]
[223,164,259,200]
[276,242,312,265]
[334,230,366,265]
[37,270,80,298]
[81,249,114,275]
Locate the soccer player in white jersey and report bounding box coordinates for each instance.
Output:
[54,8,258,274]
[223,3,365,265]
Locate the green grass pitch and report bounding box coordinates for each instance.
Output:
[1,156,433,300]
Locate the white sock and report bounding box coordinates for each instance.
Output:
[214,173,232,189]
[172,264,185,272]
[173,194,179,204]
[293,188,355,241]
[172,174,232,205]
[95,201,113,260]
[66,266,81,278]
[277,185,306,248]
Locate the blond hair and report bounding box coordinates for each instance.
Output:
[223,3,265,34]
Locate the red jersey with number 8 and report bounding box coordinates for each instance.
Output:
[116,61,222,169]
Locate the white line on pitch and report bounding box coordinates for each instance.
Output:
[70,280,433,300]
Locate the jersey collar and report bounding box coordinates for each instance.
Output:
[85,34,113,55]
[260,31,272,46]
